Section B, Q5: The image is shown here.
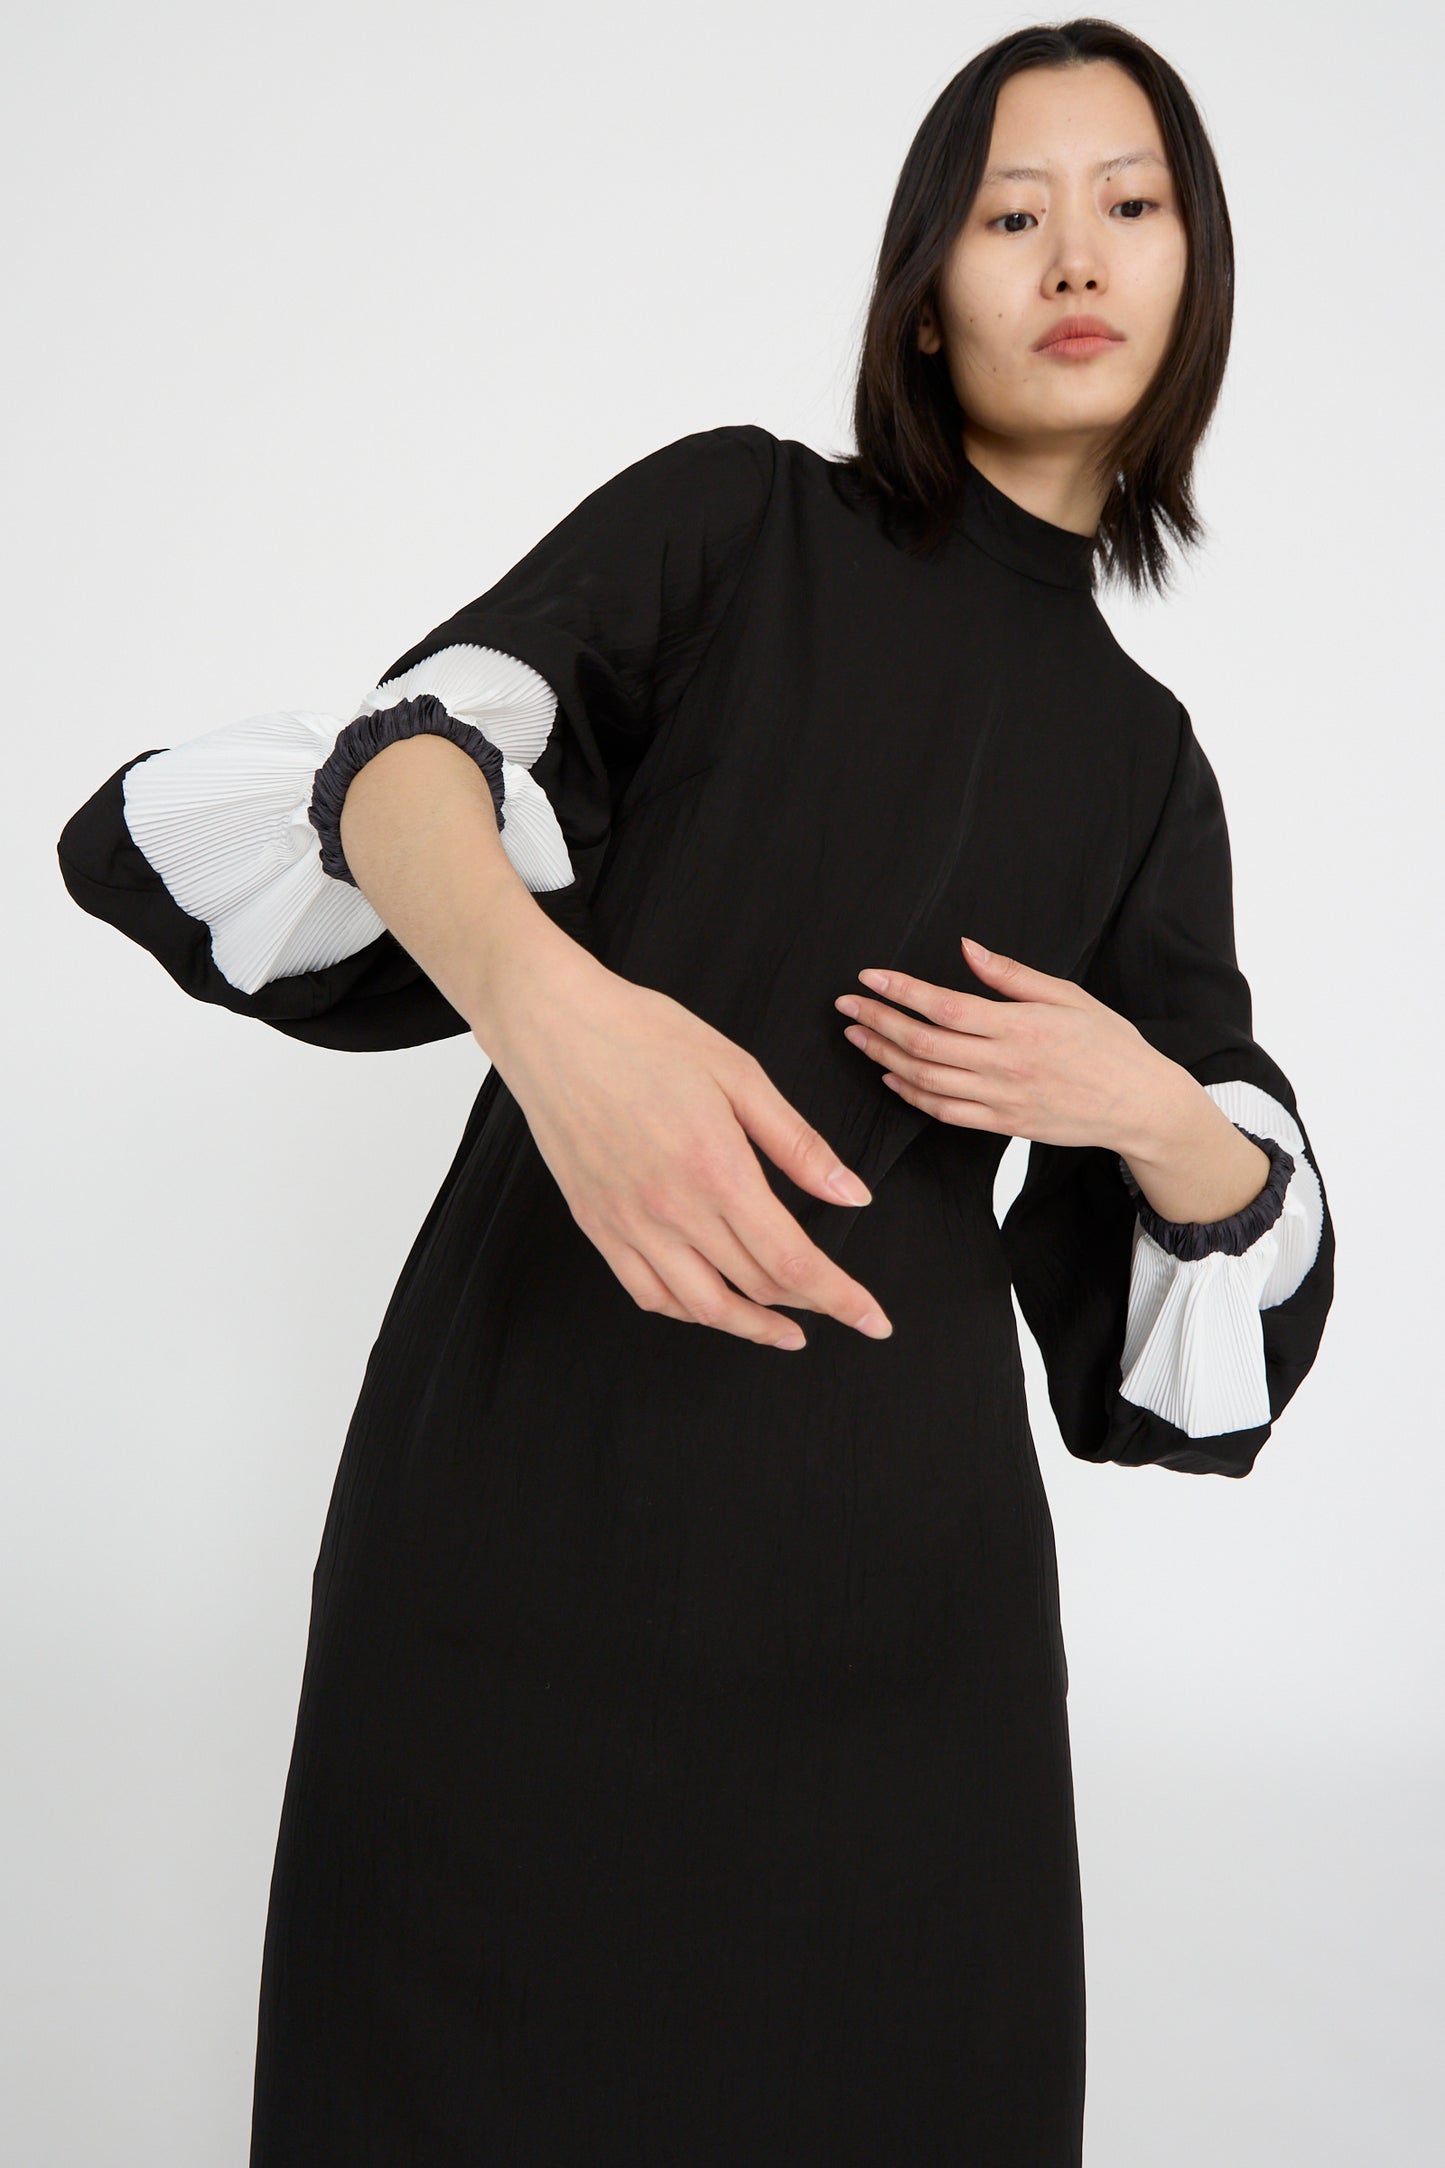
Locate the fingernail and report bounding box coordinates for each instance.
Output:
[828,1166,872,1204]
[774,1328,807,1352]
[961,936,989,964]
[855,1308,893,1339]
[858,970,888,992]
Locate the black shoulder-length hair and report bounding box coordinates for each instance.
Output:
[835,17,1234,595]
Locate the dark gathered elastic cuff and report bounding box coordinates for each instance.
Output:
[308,692,508,887]
[1118,1124,1296,1261]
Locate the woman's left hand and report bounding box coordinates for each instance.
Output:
[833,934,1180,1156]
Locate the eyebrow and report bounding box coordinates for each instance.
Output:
[980,149,1167,185]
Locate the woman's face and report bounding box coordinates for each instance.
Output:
[920,60,1188,457]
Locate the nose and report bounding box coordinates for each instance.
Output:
[1042,204,1106,295]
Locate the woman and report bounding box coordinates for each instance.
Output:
[57,17,1334,2164]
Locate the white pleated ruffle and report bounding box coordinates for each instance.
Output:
[121,643,570,996]
[1118,1079,1326,1438]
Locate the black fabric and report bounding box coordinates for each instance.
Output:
[999,694,1334,1478]
[56,752,475,1050]
[56,425,1334,2162]
[308,691,508,886]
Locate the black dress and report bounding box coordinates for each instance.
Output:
[57,425,1335,2164]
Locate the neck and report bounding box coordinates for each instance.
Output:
[960,427,1109,537]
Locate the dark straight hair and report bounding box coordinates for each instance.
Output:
[837,18,1234,595]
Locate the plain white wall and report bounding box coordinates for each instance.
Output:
[7,1,1440,2160]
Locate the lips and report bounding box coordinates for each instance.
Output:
[1033,315,1124,352]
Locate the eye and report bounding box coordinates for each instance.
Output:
[1112,198,1158,219]
[988,210,1038,234]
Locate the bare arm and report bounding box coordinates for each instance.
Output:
[338,736,894,1351]
[339,730,579,1051]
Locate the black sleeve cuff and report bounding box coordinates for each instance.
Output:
[307,692,508,887]
[1118,1124,1296,1261]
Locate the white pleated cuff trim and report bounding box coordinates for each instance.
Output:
[359,644,574,898]
[121,643,569,995]
[1118,1079,1325,1439]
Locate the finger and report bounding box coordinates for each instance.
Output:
[849,969,1003,1036]
[695,1208,828,1314]
[956,936,1083,1005]
[880,1071,1007,1130]
[603,1236,809,1350]
[845,1019,995,1102]
[645,1141,895,1339]
[727,1060,873,1208]
[839,1000,993,1076]
[717,1189,894,1339]
[601,1240,696,1322]
[654,1237,820,1346]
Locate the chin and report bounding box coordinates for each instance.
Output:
[1023,391,1139,435]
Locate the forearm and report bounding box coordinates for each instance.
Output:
[1117,1061,1273,1225]
[338,731,601,1058]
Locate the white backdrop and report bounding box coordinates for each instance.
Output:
[7,2,1439,2161]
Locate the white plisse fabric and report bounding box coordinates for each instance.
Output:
[121,643,570,996]
[1118,1079,1326,1438]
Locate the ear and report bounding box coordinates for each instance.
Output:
[917,302,940,356]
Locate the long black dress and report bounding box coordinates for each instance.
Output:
[57,425,1335,2164]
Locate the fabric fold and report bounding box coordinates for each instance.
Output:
[119,643,569,995]
[1115,1079,1326,1438]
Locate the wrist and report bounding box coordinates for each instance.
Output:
[1120,1070,1277,1229]
[458,898,607,1063]
[1113,1052,1201,1166]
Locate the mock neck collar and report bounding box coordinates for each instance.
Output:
[955,452,1098,592]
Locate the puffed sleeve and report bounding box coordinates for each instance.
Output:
[55,423,777,1053]
[999,702,1335,1478]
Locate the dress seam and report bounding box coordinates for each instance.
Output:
[666,426,781,728]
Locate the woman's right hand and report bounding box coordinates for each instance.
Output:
[477,932,895,1353]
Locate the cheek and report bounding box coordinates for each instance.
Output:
[1125,230,1189,351]
[948,252,1022,363]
